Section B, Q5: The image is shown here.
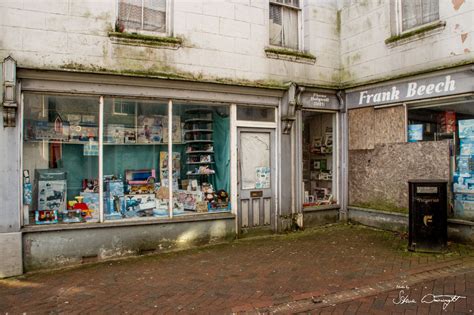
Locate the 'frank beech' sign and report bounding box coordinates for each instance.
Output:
[345,68,473,109]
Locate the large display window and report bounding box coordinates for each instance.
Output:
[407,97,474,221]
[22,93,231,225]
[301,111,338,209]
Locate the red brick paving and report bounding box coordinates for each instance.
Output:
[0,224,473,314]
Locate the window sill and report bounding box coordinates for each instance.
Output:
[385,20,446,47]
[303,204,340,212]
[22,212,235,233]
[264,47,316,65]
[108,32,182,50]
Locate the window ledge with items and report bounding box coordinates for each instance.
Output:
[22,212,235,233]
[385,20,446,47]
[264,47,316,65]
[108,31,182,49]
[22,94,232,227]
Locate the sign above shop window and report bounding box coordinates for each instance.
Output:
[300,91,340,110]
[345,67,474,109]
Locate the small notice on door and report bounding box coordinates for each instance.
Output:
[255,167,270,189]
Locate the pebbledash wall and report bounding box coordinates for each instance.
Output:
[0,0,473,277]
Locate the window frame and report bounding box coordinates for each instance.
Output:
[20,93,233,226]
[393,0,440,35]
[268,0,303,51]
[116,0,172,37]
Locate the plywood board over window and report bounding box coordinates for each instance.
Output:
[374,105,406,145]
[348,107,375,150]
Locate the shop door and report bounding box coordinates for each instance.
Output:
[238,128,275,234]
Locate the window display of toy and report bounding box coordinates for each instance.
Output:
[208,189,230,212]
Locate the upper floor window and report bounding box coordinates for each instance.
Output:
[118,0,167,34]
[398,0,439,32]
[269,0,301,50]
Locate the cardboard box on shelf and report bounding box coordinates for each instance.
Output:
[458,119,474,139]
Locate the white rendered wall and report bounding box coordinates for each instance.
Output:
[0,0,340,87]
[339,0,474,86]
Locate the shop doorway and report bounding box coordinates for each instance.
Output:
[301,111,338,209]
[237,128,275,234]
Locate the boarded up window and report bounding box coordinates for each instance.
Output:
[374,106,406,145]
[349,107,375,150]
[119,0,166,33]
[269,1,300,50]
[401,0,438,31]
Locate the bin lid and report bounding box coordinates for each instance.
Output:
[408,179,448,183]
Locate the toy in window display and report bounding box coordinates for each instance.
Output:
[35,210,59,224]
[137,115,164,143]
[208,189,230,212]
[36,169,67,213]
[104,178,125,220]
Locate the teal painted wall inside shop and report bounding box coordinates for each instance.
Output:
[60,113,230,198]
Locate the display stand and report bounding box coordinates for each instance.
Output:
[184,109,215,186]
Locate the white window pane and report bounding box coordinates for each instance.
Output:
[269,4,283,46]
[421,0,439,24]
[241,133,271,190]
[402,0,420,30]
[282,6,298,49]
[402,0,438,31]
[119,0,143,30]
[118,0,167,33]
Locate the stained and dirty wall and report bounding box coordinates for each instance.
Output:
[0,0,340,87]
[349,141,450,211]
[339,0,474,86]
[23,216,236,271]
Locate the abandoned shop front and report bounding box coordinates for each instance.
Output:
[0,64,312,275]
[345,64,474,233]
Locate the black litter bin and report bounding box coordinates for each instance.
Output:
[408,179,448,252]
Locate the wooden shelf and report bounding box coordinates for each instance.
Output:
[184,140,213,144]
[184,129,213,134]
[186,150,214,154]
[184,118,213,123]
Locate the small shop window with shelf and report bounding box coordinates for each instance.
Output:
[22,93,232,226]
[407,96,474,221]
[301,111,338,209]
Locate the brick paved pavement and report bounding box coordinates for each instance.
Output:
[0,223,473,314]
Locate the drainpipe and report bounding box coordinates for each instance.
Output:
[337,90,348,221]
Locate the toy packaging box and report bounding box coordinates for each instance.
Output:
[174,190,203,210]
[125,169,156,185]
[125,194,156,212]
[458,119,474,139]
[105,124,125,144]
[80,192,100,222]
[438,111,456,133]
[407,124,423,142]
[162,116,182,143]
[36,169,67,212]
[137,115,164,143]
[105,180,125,198]
[35,210,58,224]
[105,196,125,219]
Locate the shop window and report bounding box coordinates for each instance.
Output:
[301,111,337,209]
[118,0,167,34]
[407,97,474,221]
[23,94,100,225]
[237,106,275,122]
[269,0,301,50]
[394,0,439,33]
[172,103,231,214]
[103,98,168,220]
[22,94,232,225]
